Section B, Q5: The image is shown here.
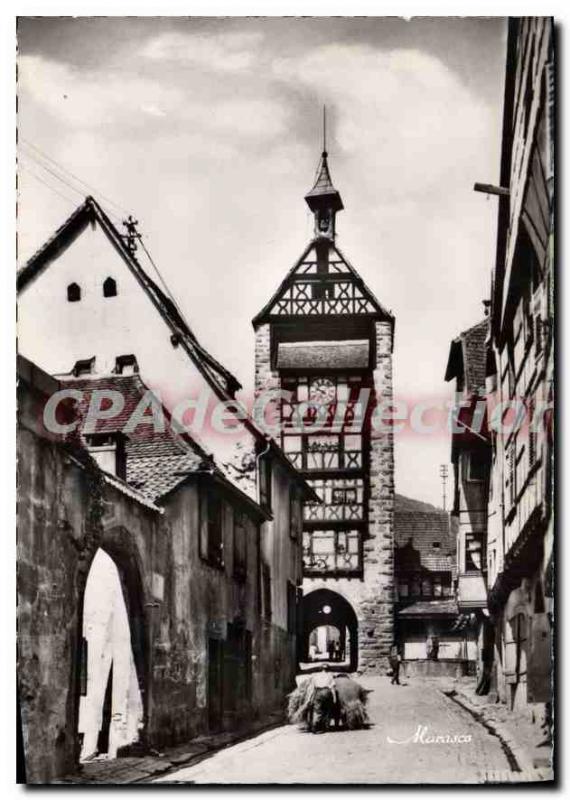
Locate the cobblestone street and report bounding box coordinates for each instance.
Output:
[155,677,512,784]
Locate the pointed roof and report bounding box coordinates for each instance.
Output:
[444,319,489,395]
[17,196,242,398]
[252,239,394,329]
[305,151,344,213]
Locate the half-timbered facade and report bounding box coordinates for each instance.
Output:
[485,18,554,716]
[253,148,396,672]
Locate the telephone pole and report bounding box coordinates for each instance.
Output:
[439,464,449,511]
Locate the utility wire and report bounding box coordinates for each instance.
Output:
[20,137,130,219]
[20,139,188,329]
[19,161,80,208]
[19,150,123,225]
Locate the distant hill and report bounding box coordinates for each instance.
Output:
[394,494,446,515]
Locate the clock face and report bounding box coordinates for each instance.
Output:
[310,377,336,404]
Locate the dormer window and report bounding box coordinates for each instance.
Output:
[114,354,139,375]
[84,432,127,480]
[67,283,81,302]
[72,356,96,377]
[103,277,117,298]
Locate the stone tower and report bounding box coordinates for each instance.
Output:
[252,147,395,673]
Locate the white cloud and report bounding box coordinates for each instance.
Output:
[273,44,494,201]
[142,30,263,72]
[19,55,289,140]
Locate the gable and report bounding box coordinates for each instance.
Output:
[17,198,241,401]
[252,241,394,326]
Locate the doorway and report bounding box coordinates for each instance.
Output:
[77,549,144,760]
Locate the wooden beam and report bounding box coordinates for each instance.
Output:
[473,182,510,197]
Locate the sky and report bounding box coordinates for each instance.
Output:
[17,16,507,507]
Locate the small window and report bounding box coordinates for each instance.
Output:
[103,277,117,298]
[199,487,224,568]
[114,354,139,375]
[432,541,441,549]
[468,450,488,482]
[261,562,272,621]
[398,582,409,599]
[67,282,81,302]
[289,487,302,540]
[72,356,96,377]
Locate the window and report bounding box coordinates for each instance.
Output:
[72,356,96,377]
[233,511,246,580]
[84,432,127,480]
[421,578,432,597]
[289,487,302,540]
[507,438,517,508]
[398,581,409,599]
[281,432,363,471]
[433,578,443,597]
[67,282,81,302]
[432,541,441,550]
[528,397,537,468]
[114,354,139,375]
[261,562,271,621]
[467,450,488,482]
[103,277,117,298]
[258,455,272,510]
[200,488,224,568]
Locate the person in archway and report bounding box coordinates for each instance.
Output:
[333,640,341,662]
[389,643,401,685]
[327,639,335,663]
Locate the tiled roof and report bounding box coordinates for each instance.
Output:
[462,320,488,395]
[445,319,488,396]
[62,373,207,502]
[127,453,203,500]
[394,495,455,576]
[277,340,369,370]
[398,599,459,617]
[305,152,343,210]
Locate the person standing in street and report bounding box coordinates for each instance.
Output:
[389,644,401,685]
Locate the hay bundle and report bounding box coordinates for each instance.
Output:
[334,675,370,730]
[287,678,316,727]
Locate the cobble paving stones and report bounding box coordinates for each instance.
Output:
[154,677,516,784]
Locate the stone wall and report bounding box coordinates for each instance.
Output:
[17,416,162,782]
[17,368,292,782]
[255,319,396,674]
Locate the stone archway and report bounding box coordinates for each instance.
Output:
[75,527,149,761]
[301,589,358,672]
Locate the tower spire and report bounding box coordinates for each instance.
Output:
[305,112,343,240]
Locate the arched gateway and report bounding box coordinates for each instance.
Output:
[302,589,358,672]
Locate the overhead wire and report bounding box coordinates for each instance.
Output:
[19,161,80,208]
[20,138,189,326]
[19,137,130,219]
